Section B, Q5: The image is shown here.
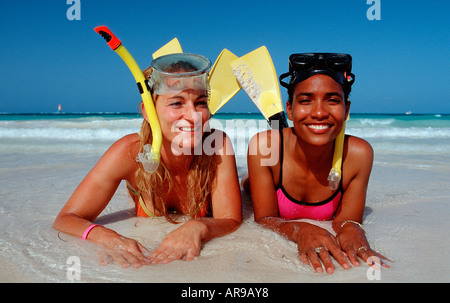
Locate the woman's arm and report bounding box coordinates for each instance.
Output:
[248,130,280,221]
[247,131,314,247]
[148,130,242,264]
[248,130,349,273]
[53,134,151,268]
[332,136,390,268]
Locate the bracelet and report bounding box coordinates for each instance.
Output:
[82,224,99,240]
[340,220,366,234]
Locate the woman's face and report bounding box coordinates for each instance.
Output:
[153,88,210,154]
[286,74,349,147]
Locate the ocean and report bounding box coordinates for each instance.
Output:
[1,112,449,156]
[1,112,449,282]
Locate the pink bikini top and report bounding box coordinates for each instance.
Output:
[276,130,343,221]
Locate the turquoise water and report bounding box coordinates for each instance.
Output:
[1,112,449,155]
[1,112,449,123]
[1,112,449,136]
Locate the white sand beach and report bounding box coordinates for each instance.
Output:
[1,114,449,283]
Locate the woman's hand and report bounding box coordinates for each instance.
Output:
[148,219,207,264]
[97,234,151,268]
[336,223,391,269]
[296,223,351,274]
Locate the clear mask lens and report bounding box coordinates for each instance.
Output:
[149,53,211,95]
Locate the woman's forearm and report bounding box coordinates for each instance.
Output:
[53,213,120,244]
[194,218,241,242]
[257,217,311,243]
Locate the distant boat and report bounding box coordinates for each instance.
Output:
[57,104,62,113]
[405,110,412,115]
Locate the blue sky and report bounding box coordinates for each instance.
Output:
[0,0,449,114]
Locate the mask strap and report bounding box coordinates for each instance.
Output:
[279,72,291,89]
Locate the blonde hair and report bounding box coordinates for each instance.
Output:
[135,66,217,223]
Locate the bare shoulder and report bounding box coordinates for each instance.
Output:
[108,133,140,157]
[343,135,374,185]
[345,135,374,160]
[116,132,141,146]
[248,129,280,156]
[97,133,141,178]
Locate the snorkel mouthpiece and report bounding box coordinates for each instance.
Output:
[327,168,341,191]
[136,144,160,173]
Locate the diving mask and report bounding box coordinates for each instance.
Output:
[149,53,212,95]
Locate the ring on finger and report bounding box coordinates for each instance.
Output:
[315,246,326,254]
[357,246,367,253]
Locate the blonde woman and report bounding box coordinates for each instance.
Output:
[53,53,242,268]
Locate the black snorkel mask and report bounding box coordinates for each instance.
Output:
[279,53,355,101]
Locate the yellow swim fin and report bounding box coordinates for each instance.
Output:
[152,38,183,59]
[208,49,241,115]
[231,46,288,129]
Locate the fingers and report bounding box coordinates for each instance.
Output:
[97,249,113,266]
[327,244,351,271]
[341,243,391,270]
[149,244,200,264]
[298,233,352,274]
[98,248,144,268]
[357,246,391,269]
[149,246,175,265]
[98,229,203,267]
[97,238,151,268]
[337,227,392,271]
[342,245,360,267]
[311,248,334,274]
[300,246,350,274]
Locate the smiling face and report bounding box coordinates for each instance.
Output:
[286,74,349,147]
[153,88,210,154]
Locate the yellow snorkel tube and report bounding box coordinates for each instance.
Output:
[328,124,345,190]
[94,26,161,173]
